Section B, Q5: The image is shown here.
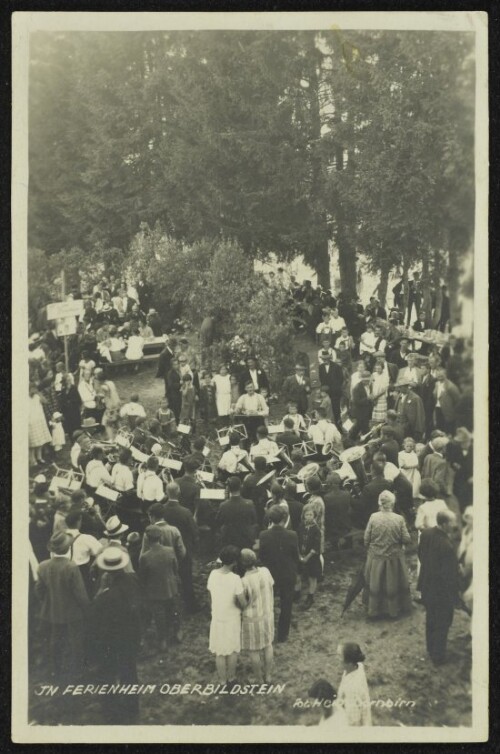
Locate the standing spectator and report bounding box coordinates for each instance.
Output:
[394,381,426,441]
[166,358,182,423]
[241,456,270,528]
[433,368,460,435]
[363,490,412,619]
[36,531,90,679]
[398,437,422,497]
[415,479,450,533]
[212,364,232,423]
[420,362,437,438]
[336,642,372,726]
[240,548,275,683]
[449,427,473,511]
[238,357,270,396]
[350,371,372,436]
[29,384,51,467]
[282,365,311,417]
[207,546,246,684]
[156,337,177,398]
[322,472,352,547]
[406,272,422,325]
[421,437,452,499]
[164,481,199,612]
[297,508,322,609]
[64,508,103,595]
[215,476,257,549]
[389,338,412,370]
[318,353,344,426]
[177,457,202,515]
[87,548,141,723]
[59,374,82,439]
[437,284,450,332]
[139,525,181,650]
[180,373,197,426]
[369,362,390,424]
[302,476,326,561]
[258,505,300,643]
[418,510,459,665]
[140,502,186,563]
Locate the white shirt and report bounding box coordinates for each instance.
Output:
[360,331,376,354]
[282,413,306,433]
[318,347,337,363]
[137,470,164,502]
[250,438,280,459]
[71,442,82,469]
[125,335,144,360]
[415,498,449,530]
[316,321,333,335]
[218,447,251,474]
[308,420,343,451]
[248,369,260,390]
[329,315,346,333]
[120,402,146,419]
[234,393,269,416]
[85,459,113,489]
[111,463,134,492]
[62,528,102,566]
[78,379,96,409]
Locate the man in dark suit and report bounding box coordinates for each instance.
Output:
[259,505,300,643]
[380,427,400,465]
[165,359,182,422]
[177,457,201,516]
[350,371,372,436]
[322,472,352,546]
[215,476,257,549]
[163,481,199,611]
[238,357,270,395]
[394,381,426,441]
[318,353,344,426]
[241,456,270,528]
[156,336,177,395]
[406,272,422,325]
[389,337,412,370]
[282,364,311,416]
[418,510,459,665]
[36,531,90,679]
[276,418,301,453]
[433,368,460,435]
[420,363,437,438]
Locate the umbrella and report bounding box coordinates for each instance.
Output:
[341,563,366,617]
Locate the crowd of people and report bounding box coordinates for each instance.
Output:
[27,270,474,726]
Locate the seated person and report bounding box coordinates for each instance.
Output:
[276,417,301,452]
[218,432,252,478]
[120,393,146,429]
[282,401,307,433]
[308,408,343,455]
[250,425,280,461]
[124,326,144,360]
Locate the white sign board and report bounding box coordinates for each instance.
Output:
[56,317,77,337]
[47,299,84,320]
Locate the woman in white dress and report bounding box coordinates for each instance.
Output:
[369,361,389,424]
[212,365,232,422]
[240,549,275,683]
[398,437,422,498]
[207,546,246,684]
[125,327,144,361]
[336,642,372,726]
[29,384,51,466]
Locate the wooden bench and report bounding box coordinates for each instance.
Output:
[103,353,159,375]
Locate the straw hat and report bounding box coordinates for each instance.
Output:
[103,515,129,538]
[95,546,130,572]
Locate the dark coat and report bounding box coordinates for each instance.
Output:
[323,488,352,540]
[318,362,344,397]
[276,430,301,452]
[139,543,178,600]
[163,500,198,552]
[350,382,372,428]
[36,557,90,624]
[156,346,175,379]
[259,526,300,584]
[434,379,460,422]
[238,368,270,394]
[177,474,201,515]
[215,496,257,549]
[417,527,459,607]
[282,375,310,415]
[87,572,142,666]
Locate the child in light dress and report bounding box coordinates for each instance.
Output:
[398,436,421,498]
[50,411,66,453]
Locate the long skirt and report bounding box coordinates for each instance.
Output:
[363,552,412,618]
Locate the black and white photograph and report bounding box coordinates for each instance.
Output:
[12,11,488,744]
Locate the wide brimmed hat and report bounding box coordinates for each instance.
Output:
[81,417,99,428]
[48,531,73,555]
[34,473,47,484]
[96,546,130,571]
[29,333,41,345]
[454,427,472,443]
[103,515,129,537]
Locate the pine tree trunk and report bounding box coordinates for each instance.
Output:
[336,228,357,300]
[314,238,331,290]
[448,241,463,327]
[421,256,433,326]
[378,266,390,307]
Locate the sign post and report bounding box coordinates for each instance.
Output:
[61,270,69,372]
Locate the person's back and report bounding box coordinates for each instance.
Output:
[323,486,352,540]
[37,557,89,623]
[139,543,178,600]
[177,473,200,514]
[163,500,197,552]
[216,495,257,548]
[418,526,458,605]
[259,525,299,584]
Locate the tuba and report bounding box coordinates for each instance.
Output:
[339,446,368,489]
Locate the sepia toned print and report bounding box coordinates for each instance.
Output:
[12,10,488,744]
